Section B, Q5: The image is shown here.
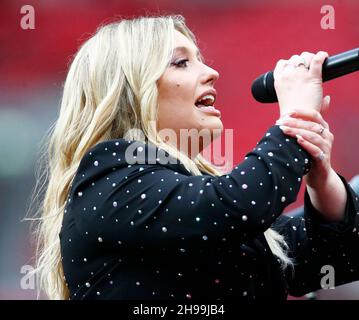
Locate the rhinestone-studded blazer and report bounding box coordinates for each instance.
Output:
[60,125,359,300]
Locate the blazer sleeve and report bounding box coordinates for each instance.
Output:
[272,172,359,297]
[71,125,311,251]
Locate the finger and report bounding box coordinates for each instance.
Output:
[320,95,331,117]
[287,54,307,70]
[279,126,329,152]
[288,54,302,64]
[300,51,315,68]
[309,51,329,78]
[276,117,329,137]
[274,59,288,78]
[295,134,327,161]
[285,108,329,129]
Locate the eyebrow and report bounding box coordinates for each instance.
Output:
[173,46,203,61]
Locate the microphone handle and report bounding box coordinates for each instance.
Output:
[323,47,359,81]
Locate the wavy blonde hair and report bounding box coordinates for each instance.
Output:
[27,14,292,300]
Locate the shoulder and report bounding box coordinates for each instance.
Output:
[63,138,193,235]
[69,138,190,199]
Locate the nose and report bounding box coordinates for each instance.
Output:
[201,64,220,85]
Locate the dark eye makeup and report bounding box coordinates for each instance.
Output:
[171,59,189,68]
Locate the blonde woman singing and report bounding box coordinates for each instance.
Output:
[30,15,359,300]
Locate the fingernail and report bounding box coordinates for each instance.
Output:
[296,134,303,141]
[282,111,296,119]
[279,125,288,131]
[280,112,296,119]
[276,119,284,125]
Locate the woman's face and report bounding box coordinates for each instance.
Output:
[157,30,223,157]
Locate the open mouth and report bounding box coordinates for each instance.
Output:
[194,94,221,116]
[195,94,215,107]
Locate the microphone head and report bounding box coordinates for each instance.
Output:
[251,71,278,103]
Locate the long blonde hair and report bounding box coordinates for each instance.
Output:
[27,14,292,300]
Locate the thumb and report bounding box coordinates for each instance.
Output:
[320,95,331,116]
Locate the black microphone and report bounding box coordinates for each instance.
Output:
[251,48,359,103]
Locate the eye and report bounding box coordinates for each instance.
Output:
[172,59,189,68]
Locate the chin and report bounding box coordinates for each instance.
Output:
[198,119,223,144]
[205,117,223,132]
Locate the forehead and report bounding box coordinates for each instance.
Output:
[173,30,199,56]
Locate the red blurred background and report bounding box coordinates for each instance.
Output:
[0,0,358,299]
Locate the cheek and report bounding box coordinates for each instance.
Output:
[157,79,200,129]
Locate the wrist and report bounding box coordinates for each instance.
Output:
[305,166,334,190]
[306,167,336,193]
[305,168,347,222]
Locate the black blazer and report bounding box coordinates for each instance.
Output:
[60,125,359,300]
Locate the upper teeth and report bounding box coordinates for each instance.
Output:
[197,94,215,104]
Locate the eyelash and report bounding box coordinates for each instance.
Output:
[172,59,189,68]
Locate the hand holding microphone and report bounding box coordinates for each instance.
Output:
[252,48,359,104]
[273,51,330,117]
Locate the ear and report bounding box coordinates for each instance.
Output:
[321,95,331,116]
